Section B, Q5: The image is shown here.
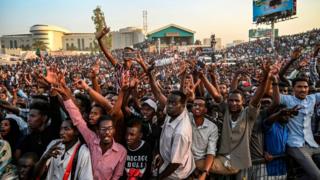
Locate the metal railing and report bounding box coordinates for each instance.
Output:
[208,155,304,180]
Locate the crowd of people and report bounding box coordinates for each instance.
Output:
[0,25,320,180]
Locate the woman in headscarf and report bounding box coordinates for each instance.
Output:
[0,139,18,180]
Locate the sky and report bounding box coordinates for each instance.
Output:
[0,0,319,46]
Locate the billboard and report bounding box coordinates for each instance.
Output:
[249,28,279,38]
[253,0,297,22]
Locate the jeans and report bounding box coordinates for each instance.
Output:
[287,145,320,180]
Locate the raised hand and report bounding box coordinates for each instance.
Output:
[130,77,140,89]
[73,79,89,91]
[89,59,100,78]
[42,65,59,86]
[291,47,302,60]
[314,44,320,58]
[120,72,130,90]
[135,52,149,72]
[95,27,110,40]
[147,61,155,74]
[278,105,302,119]
[42,140,62,160]
[134,52,144,64]
[270,60,284,76]
[184,76,201,101]
[298,58,309,68]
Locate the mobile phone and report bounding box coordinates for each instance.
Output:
[195,60,205,71]
[123,52,137,59]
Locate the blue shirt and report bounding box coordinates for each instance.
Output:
[264,122,288,176]
[280,93,320,148]
[264,122,288,155]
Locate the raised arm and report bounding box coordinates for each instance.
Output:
[75,79,113,113]
[250,64,273,107]
[198,71,222,103]
[230,70,242,91]
[310,45,320,84]
[53,85,96,144]
[138,61,167,107]
[0,102,20,115]
[95,27,118,66]
[34,141,62,178]
[264,106,300,127]
[148,71,167,107]
[89,60,101,94]
[279,47,302,84]
[208,65,221,95]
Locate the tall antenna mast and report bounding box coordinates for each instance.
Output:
[143,10,148,34]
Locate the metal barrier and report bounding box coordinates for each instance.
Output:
[208,155,304,180]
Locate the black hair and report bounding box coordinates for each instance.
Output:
[20,152,39,162]
[19,152,39,180]
[292,77,310,87]
[106,91,118,97]
[1,118,22,152]
[75,93,91,114]
[63,118,78,131]
[29,100,50,116]
[170,90,187,105]
[126,119,143,133]
[194,96,206,101]
[91,104,107,115]
[279,81,290,87]
[228,89,245,100]
[97,115,114,127]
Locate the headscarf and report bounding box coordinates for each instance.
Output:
[0,140,18,180]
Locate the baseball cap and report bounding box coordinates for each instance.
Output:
[142,99,157,112]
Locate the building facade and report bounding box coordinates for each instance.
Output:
[62,33,95,51]
[0,24,95,51]
[111,27,145,50]
[147,24,195,46]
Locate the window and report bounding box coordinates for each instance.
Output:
[77,39,81,50]
[34,38,48,40]
[10,40,13,48]
[82,38,85,50]
[33,33,48,36]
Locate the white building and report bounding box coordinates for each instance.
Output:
[0,24,95,51]
[62,33,95,51]
[111,27,145,50]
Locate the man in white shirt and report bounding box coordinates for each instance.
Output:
[156,91,195,179]
[34,120,93,180]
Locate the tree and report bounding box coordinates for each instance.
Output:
[91,6,112,49]
[32,40,48,51]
